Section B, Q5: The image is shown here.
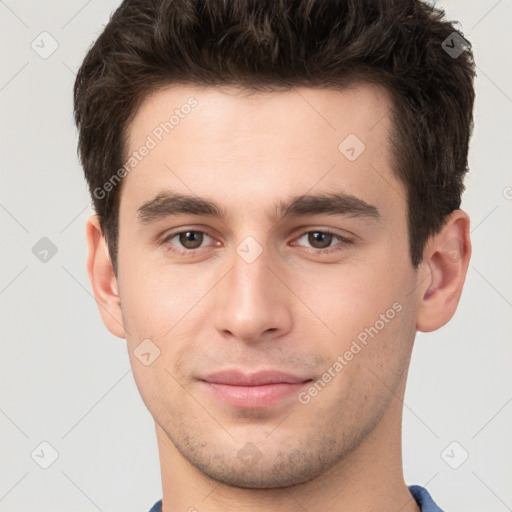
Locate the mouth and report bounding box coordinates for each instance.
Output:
[197,370,313,409]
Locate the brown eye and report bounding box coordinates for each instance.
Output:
[177,231,204,249]
[307,231,333,249]
[164,230,214,253]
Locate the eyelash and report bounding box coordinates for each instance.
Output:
[162,228,354,255]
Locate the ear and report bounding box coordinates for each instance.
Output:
[416,210,471,332]
[85,214,126,338]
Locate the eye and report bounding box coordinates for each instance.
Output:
[164,230,214,253]
[294,230,353,253]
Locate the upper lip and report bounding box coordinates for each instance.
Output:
[199,370,311,386]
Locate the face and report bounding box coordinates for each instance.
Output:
[115,83,420,487]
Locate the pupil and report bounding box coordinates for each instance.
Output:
[181,231,202,249]
[309,232,331,248]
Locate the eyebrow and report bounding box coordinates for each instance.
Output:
[137,190,381,224]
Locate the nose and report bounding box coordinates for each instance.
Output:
[214,241,293,343]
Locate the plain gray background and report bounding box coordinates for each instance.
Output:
[1,1,511,511]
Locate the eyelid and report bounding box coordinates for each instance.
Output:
[291,224,358,240]
[160,224,215,239]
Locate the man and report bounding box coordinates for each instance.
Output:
[74,0,475,510]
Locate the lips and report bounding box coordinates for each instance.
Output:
[198,370,312,409]
[199,370,311,386]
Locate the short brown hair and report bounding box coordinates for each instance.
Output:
[74,0,475,273]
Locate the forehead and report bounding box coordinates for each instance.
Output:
[121,83,404,222]
[127,82,394,154]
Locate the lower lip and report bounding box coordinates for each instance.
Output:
[199,381,311,409]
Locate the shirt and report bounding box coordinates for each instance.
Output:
[147,484,444,511]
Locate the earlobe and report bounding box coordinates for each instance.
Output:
[85,215,126,338]
[416,210,471,333]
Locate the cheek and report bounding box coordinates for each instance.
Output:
[118,263,208,412]
[118,254,212,338]
[290,252,417,393]
[291,259,409,341]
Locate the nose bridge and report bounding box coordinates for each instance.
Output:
[214,234,291,341]
[232,238,272,300]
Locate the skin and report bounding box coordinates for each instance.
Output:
[86,83,471,512]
